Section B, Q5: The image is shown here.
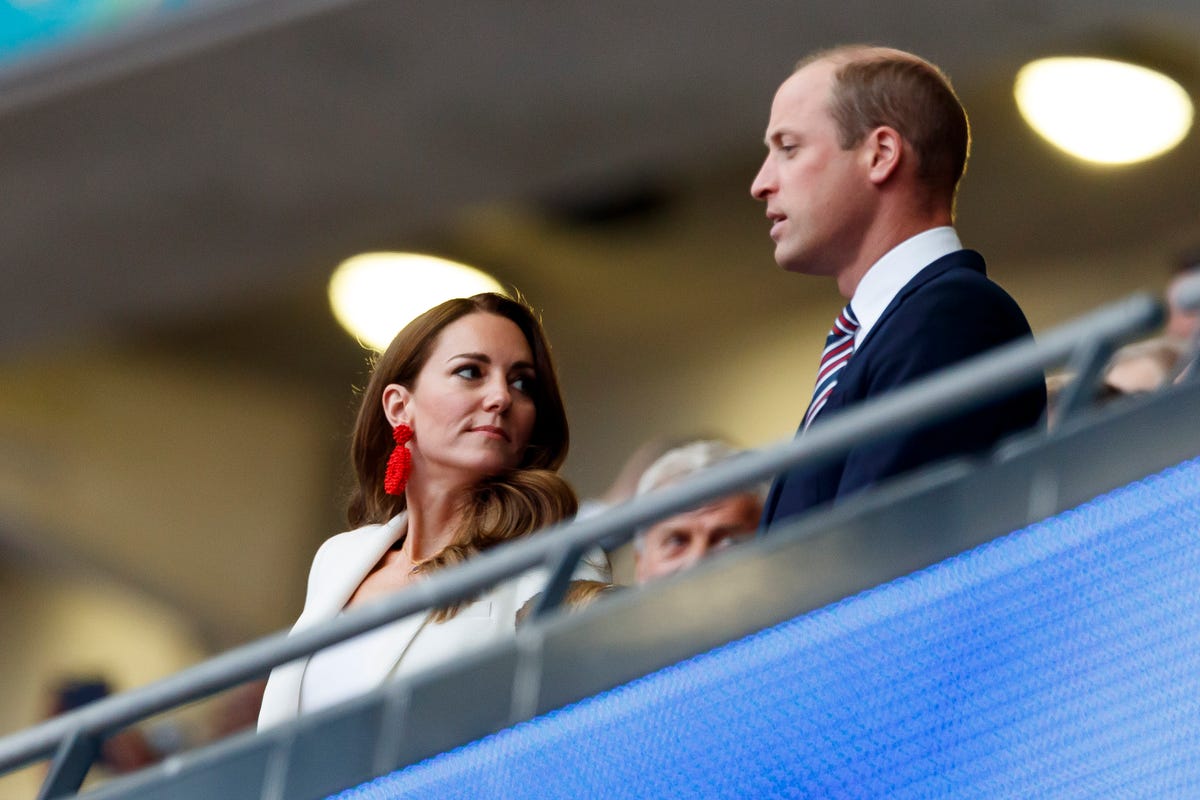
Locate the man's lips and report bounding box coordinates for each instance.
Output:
[472,425,510,442]
[766,211,786,241]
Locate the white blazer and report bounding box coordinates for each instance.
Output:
[257,513,563,730]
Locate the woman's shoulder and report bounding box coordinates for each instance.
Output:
[307,515,407,587]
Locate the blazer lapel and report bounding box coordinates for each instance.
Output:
[284,513,412,720]
[308,516,409,621]
[386,590,500,681]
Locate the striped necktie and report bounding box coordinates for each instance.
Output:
[802,304,860,430]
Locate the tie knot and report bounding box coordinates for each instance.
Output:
[822,304,859,350]
[833,304,859,337]
[804,303,860,431]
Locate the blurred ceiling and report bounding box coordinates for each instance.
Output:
[1,0,1198,646]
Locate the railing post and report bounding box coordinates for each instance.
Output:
[1054,339,1115,424]
[37,730,99,800]
[527,544,587,621]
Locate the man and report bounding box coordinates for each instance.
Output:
[750,46,1046,530]
[633,440,764,584]
[1100,247,1200,397]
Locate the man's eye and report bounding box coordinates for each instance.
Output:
[714,532,755,551]
[663,533,689,550]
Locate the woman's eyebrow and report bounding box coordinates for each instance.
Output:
[445,353,536,372]
[445,352,490,363]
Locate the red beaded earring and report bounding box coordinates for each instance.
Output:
[384,423,414,496]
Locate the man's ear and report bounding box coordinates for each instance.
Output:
[381,383,412,428]
[864,126,903,185]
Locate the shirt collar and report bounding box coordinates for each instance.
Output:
[850,226,962,345]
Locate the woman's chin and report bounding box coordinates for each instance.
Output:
[457,456,520,483]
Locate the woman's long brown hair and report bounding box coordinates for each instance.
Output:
[345,293,577,619]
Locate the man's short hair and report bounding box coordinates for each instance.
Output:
[636,439,745,496]
[798,45,970,205]
[634,439,766,549]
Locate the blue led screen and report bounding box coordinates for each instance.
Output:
[0,0,193,63]
[333,456,1200,799]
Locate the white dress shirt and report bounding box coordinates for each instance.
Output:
[850,226,963,347]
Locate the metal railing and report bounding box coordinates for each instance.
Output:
[0,289,1176,798]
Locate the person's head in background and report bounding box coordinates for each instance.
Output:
[633,440,766,584]
[1102,338,1181,397]
[48,677,160,774]
[576,434,698,521]
[1166,247,1200,343]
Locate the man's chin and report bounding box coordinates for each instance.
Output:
[776,249,830,278]
[773,242,806,273]
[776,253,812,275]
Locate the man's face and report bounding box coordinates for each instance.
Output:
[750,59,874,280]
[635,493,762,584]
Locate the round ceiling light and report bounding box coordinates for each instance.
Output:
[1014,56,1193,165]
[329,253,506,351]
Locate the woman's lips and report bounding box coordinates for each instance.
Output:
[472,425,510,442]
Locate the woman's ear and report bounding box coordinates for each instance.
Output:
[381,383,412,428]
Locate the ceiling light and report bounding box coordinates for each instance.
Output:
[1014,56,1193,165]
[329,252,506,351]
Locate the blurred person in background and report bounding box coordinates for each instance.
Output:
[575,435,689,522]
[516,440,763,622]
[46,677,167,779]
[633,440,765,584]
[1085,247,1200,407]
[1165,247,1200,347]
[258,293,601,729]
[1101,339,1181,397]
[580,433,722,583]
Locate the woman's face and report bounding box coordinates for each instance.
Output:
[386,312,538,487]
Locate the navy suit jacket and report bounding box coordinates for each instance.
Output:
[761,249,1046,530]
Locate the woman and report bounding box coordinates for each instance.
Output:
[258,293,593,729]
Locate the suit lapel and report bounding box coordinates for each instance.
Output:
[760,250,988,530]
[853,250,985,360]
[828,250,986,407]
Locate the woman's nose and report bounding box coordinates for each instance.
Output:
[483,379,512,412]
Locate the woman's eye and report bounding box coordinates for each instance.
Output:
[511,375,536,394]
[453,365,482,379]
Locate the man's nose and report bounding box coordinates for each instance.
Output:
[679,542,709,571]
[751,157,775,199]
